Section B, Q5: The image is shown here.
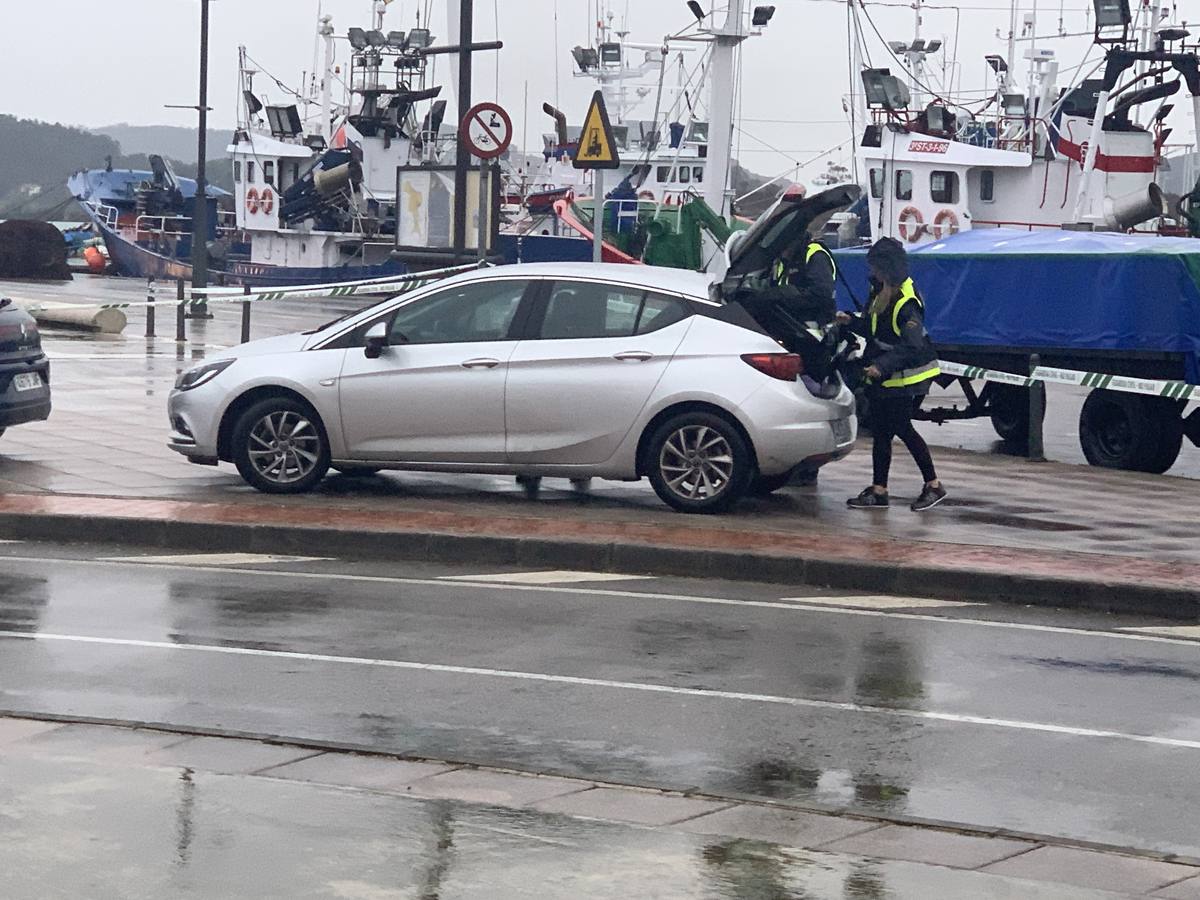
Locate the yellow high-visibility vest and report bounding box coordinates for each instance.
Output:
[869,278,940,389]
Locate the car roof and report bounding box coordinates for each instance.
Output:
[450,262,716,300]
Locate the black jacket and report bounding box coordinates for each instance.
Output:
[846,282,938,394]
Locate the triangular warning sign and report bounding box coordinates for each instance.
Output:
[573,91,621,170]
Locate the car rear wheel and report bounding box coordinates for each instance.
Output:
[647,412,751,514]
[232,397,330,493]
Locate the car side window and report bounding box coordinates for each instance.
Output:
[636,293,689,334]
[538,282,646,339]
[388,280,527,344]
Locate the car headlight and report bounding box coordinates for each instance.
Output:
[175,359,235,391]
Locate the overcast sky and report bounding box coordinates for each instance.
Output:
[0,0,1192,183]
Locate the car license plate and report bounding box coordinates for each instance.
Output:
[12,373,40,392]
[831,417,852,445]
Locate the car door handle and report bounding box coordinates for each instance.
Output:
[461,357,501,369]
[613,350,653,361]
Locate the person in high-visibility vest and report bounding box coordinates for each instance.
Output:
[770,239,837,325]
[837,237,947,512]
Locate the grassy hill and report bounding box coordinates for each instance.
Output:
[0,115,233,221]
[95,124,232,164]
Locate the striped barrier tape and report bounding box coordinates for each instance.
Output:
[192,262,487,298]
[16,263,484,314]
[939,360,1200,402]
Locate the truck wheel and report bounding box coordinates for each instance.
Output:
[1079,390,1179,474]
[988,383,1032,448]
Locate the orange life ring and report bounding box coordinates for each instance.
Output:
[638,190,655,201]
[245,187,260,214]
[663,194,675,206]
[897,206,924,243]
[259,188,275,215]
[931,207,959,239]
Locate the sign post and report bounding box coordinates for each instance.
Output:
[572,91,621,263]
[461,101,512,261]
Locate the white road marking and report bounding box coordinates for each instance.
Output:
[1120,625,1200,639]
[2,629,1198,751]
[440,570,653,585]
[781,595,979,610]
[97,553,329,566]
[2,554,1198,648]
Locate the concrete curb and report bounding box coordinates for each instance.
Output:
[5,709,1197,869]
[2,508,1198,618]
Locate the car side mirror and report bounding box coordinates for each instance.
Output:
[364,322,389,359]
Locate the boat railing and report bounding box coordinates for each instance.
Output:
[135,214,192,237]
[90,201,121,230]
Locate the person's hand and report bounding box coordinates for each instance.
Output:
[835,311,852,325]
[864,364,882,380]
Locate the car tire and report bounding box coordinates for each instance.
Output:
[232,397,330,494]
[646,412,751,514]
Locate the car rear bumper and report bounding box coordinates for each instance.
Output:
[0,357,51,428]
[740,380,857,475]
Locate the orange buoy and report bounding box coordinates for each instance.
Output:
[83,245,106,274]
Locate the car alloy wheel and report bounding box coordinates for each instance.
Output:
[232,397,330,494]
[647,412,751,513]
[660,425,734,501]
[248,411,322,485]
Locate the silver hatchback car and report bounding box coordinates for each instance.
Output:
[168,191,858,513]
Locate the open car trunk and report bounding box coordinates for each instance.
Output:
[712,184,862,382]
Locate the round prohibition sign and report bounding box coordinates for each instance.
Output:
[461,102,512,160]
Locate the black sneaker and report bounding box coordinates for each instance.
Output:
[847,487,889,509]
[911,484,948,511]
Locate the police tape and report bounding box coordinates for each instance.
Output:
[192,262,487,299]
[938,360,1200,402]
[17,263,484,314]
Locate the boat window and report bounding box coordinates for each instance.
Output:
[264,161,276,187]
[656,165,672,183]
[693,166,704,183]
[291,163,300,183]
[980,169,995,202]
[869,168,884,199]
[246,162,256,184]
[233,161,241,184]
[895,169,912,201]
[677,166,691,184]
[930,170,959,204]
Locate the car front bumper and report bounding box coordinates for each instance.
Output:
[167,387,222,463]
[0,357,51,428]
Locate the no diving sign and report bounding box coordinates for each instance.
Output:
[461,102,512,160]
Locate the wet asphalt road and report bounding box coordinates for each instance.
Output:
[2,542,1199,858]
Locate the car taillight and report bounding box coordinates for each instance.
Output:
[741,352,804,381]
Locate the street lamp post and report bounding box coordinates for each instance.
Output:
[192,0,212,310]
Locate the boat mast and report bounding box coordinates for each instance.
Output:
[319,14,335,138]
[703,0,747,220]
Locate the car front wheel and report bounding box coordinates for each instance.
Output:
[232,397,330,493]
[646,412,751,514]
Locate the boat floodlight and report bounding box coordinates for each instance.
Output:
[407,28,432,49]
[751,5,776,27]
[861,68,910,111]
[572,46,600,72]
[347,27,369,50]
[926,39,942,53]
[888,41,908,54]
[387,30,407,49]
[686,1,706,24]
[366,30,387,47]
[910,38,926,52]
[1157,25,1190,42]
[1092,0,1131,29]
[1002,93,1027,115]
[985,54,1008,74]
[600,42,622,64]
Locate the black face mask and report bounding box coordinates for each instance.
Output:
[868,275,883,295]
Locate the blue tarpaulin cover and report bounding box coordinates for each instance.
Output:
[833,229,1200,382]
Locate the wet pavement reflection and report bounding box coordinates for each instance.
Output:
[0,752,1114,899]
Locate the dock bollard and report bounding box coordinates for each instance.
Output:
[241,284,252,344]
[145,277,156,338]
[1028,353,1046,462]
[176,278,187,342]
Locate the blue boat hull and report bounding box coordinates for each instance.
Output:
[92,216,407,288]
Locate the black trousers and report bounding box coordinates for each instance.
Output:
[870,391,938,488]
